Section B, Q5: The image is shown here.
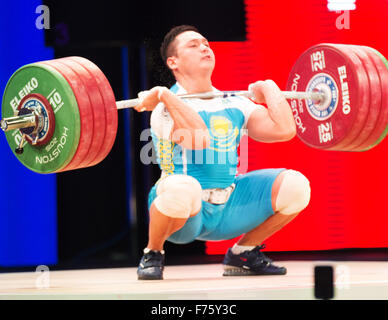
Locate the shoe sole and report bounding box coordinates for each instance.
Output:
[138,275,163,280]
[223,265,287,276]
[137,265,164,280]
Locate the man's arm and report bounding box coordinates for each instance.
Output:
[246,80,296,143]
[135,86,211,149]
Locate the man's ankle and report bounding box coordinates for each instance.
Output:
[144,247,165,254]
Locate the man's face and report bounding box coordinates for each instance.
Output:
[167,31,215,77]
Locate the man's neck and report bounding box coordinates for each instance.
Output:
[175,74,213,94]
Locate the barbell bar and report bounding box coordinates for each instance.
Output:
[1,43,387,174]
[115,90,325,110]
[1,90,324,130]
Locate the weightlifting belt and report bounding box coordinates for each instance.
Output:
[202,183,235,204]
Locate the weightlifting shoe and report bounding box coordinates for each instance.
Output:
[222,244,287,276]
[137,248,165,280]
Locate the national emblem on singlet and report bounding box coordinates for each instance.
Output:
[209,115,239,152]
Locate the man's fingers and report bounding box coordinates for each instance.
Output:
[138,90,149,99]
[248,81,266,103]
[134,87,167,112]
[134,101,147,112]
[134,90,151,112]
[135,104,147,112]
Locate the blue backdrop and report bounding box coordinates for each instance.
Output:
[0,1,57,267]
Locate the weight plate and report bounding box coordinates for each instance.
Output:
[58,57,107,168]
[339,45,381,151]
[1,63,80,173]
[69,57,118,167]
[286,44,369,150]
[38,60,94,172]
[360,46,388,151]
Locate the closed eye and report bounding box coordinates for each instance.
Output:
[187,40,199,48]
[187,39,209,48]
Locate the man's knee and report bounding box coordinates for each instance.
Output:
[154,174,202,218]
[274,170,311,215]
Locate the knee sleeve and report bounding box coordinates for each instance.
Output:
[154,174,202,218]
[275,170,311,215]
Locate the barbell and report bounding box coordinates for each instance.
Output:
[1,43,387,174]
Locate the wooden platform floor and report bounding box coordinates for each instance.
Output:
[1,261,388,300]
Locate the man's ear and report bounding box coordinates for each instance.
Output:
[166,56,178,71]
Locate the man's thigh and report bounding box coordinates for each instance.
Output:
[148,184,204,244]
[199,168,286,241]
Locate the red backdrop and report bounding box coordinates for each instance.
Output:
[206,0,388,254]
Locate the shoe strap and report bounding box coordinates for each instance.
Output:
[250,245,273,264]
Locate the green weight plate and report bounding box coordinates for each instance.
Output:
[1,63,80,173]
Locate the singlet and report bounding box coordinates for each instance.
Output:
[150,82,258,189]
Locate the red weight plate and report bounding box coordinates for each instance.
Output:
[360,46,388,151]
[339,45,381,151]
[56,57,106,169]
[38,60,94,172]
[69,57,118,167]
[285,44,369,151]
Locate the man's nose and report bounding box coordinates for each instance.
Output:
[200,44,210,52]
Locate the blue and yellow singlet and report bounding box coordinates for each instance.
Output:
[150,82,258,189]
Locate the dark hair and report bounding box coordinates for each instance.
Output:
[160,25,200,66]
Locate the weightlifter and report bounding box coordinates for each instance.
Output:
[134,25,311,280]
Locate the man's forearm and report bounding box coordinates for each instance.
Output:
[159,88,210,149]
[261,82,296,135]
